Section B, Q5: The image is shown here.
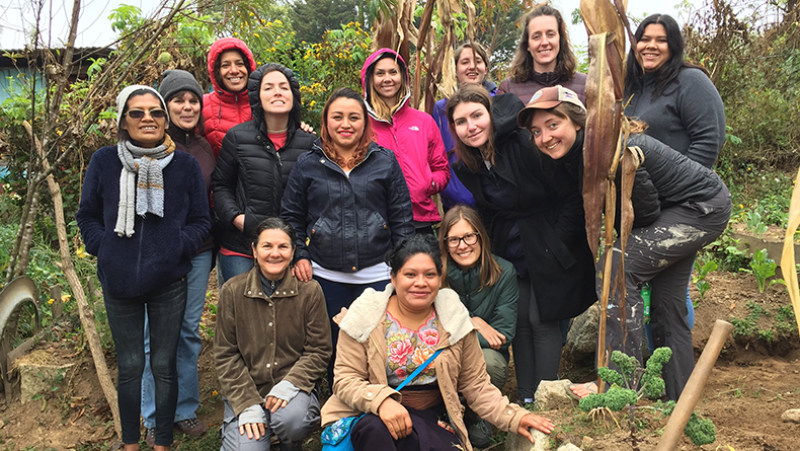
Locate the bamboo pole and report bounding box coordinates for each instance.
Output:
[655,320,733,451]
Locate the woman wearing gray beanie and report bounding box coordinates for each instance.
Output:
[134,70,216,446]
[77,84,210,451]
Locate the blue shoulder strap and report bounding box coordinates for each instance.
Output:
[395,348,443,391]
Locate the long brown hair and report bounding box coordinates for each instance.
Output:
[439,205,503,289]
[446,84,495,172]
[320,87,374,168]
[454,41,492,79]
[366,53,409,122]
[508,4,577,83]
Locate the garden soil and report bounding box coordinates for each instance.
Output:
[0,269,798,451]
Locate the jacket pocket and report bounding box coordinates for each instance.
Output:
[365,212,392,255]
[308,217,334,262]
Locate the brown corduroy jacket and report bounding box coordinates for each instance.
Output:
[214,267,332,416]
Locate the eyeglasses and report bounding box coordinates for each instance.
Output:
[444,232,480,248]
[126,108,167,120]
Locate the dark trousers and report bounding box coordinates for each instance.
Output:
[512,275,562,400]
[104,278,187,446]
[601,188,731,400]
[351,404,460,451]
[314,277,389,385]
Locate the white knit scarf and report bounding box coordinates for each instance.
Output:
[114,135,176,237]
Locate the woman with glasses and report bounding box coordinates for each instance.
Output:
[438,205,518,448]
[77,85,210,451]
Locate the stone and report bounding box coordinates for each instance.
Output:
[781,409,800,423]
[534,379,576,411]
[557,443,583,451]
[581,436,595,450]
[19,362,74,404]
[504,429,550,451]
[564,302,599,362]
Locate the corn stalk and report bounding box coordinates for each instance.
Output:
[780,166,800,339]
[580,0,635,387]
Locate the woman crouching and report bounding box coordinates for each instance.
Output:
[214,217,332,451]
[320,235,554,451]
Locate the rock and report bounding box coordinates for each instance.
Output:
[504,429,550,451]
[564,302,599,362]
[557,443,583,451]
[781,409,800,423]
[534,379,576,411]
[581,436,594,450]
[19,362,74,404]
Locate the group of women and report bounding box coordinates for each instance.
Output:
[76,5,730,451]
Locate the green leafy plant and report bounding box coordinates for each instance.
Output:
[653,401,717,446]
[744,211,768,235]
[693,259,718,301]
[740,248,784,293]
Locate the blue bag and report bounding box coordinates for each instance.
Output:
[320,348,443,451]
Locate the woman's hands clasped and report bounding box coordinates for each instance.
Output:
[471,317,507,350]
[378,397,413,440]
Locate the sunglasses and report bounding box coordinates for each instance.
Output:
[126,108,167,120]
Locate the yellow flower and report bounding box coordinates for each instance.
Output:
[61,294,71,302]
[233,31,238,37]
[739,204,744,209]
[212,390,218,396]
[275,19,283,25]
[48,298,54,304]
[76,245,88,259]
[309,100,316,107]
[253,33,260,38]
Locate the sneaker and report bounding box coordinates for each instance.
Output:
[144,428,156,448]
[174,418,208,437]
[465,414,493,449]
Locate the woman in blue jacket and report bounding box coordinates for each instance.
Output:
[281,87,415,384]
[77,85,210,451]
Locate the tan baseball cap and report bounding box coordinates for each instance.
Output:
[516,85,586,128]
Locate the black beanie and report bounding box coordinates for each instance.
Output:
[159,69,204,107]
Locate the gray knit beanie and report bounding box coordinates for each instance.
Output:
[159,69,204,107]
[116,85,169,128]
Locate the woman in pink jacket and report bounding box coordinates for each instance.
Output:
[361,49,450,234]
[203,38,258,159]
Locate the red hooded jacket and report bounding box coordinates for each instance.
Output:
[203,38,257,158]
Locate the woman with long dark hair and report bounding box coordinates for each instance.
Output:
[281,87,415,384]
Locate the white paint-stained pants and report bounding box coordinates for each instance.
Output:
[600,187,731,400]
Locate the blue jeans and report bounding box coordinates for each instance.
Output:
[142,251,212,429]
[314,276,389,385]
[104,278,187,446]
[218,254,254,286]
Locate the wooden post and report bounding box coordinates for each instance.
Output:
[655,320,733,451]
[49,284,63,320]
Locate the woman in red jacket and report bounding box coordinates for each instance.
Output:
[203,37,257,159]
[360,49,450,235]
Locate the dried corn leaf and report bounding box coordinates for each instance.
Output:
[781,166,800,338]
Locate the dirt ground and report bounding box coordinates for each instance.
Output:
[0,269,798,451]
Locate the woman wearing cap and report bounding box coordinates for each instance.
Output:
[624,13,726,348]
[133,70,216,445]
[519,85,731,400]
[497,5,586,105]
[77,85,210,450]
[432,41,496,210]
[203,38,258,158]
[361,48,449,235]
[212,63,316,284]
[445,85,596,404]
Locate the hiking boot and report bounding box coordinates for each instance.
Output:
[174,418,207,437]
[144,428,156,448]
[465,411,493,448]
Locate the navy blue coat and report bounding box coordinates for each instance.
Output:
[281,141,414,272]
[77,146,211,298]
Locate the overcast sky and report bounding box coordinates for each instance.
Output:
[1,0,696,50]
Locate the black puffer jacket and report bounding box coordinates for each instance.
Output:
[212,64,315,254]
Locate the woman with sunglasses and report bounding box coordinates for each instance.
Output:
[438,205,518,448]
[77,85,211,451]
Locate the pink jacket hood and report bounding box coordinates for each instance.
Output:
[207,38,257,94]
[361,48,411,120]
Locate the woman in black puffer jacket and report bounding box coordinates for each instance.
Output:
[212,63,315,284]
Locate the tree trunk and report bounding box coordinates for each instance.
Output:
[24,121,122,440]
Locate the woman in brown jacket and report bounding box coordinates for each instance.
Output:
[214,217,332,451]
[320,235,554,451]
